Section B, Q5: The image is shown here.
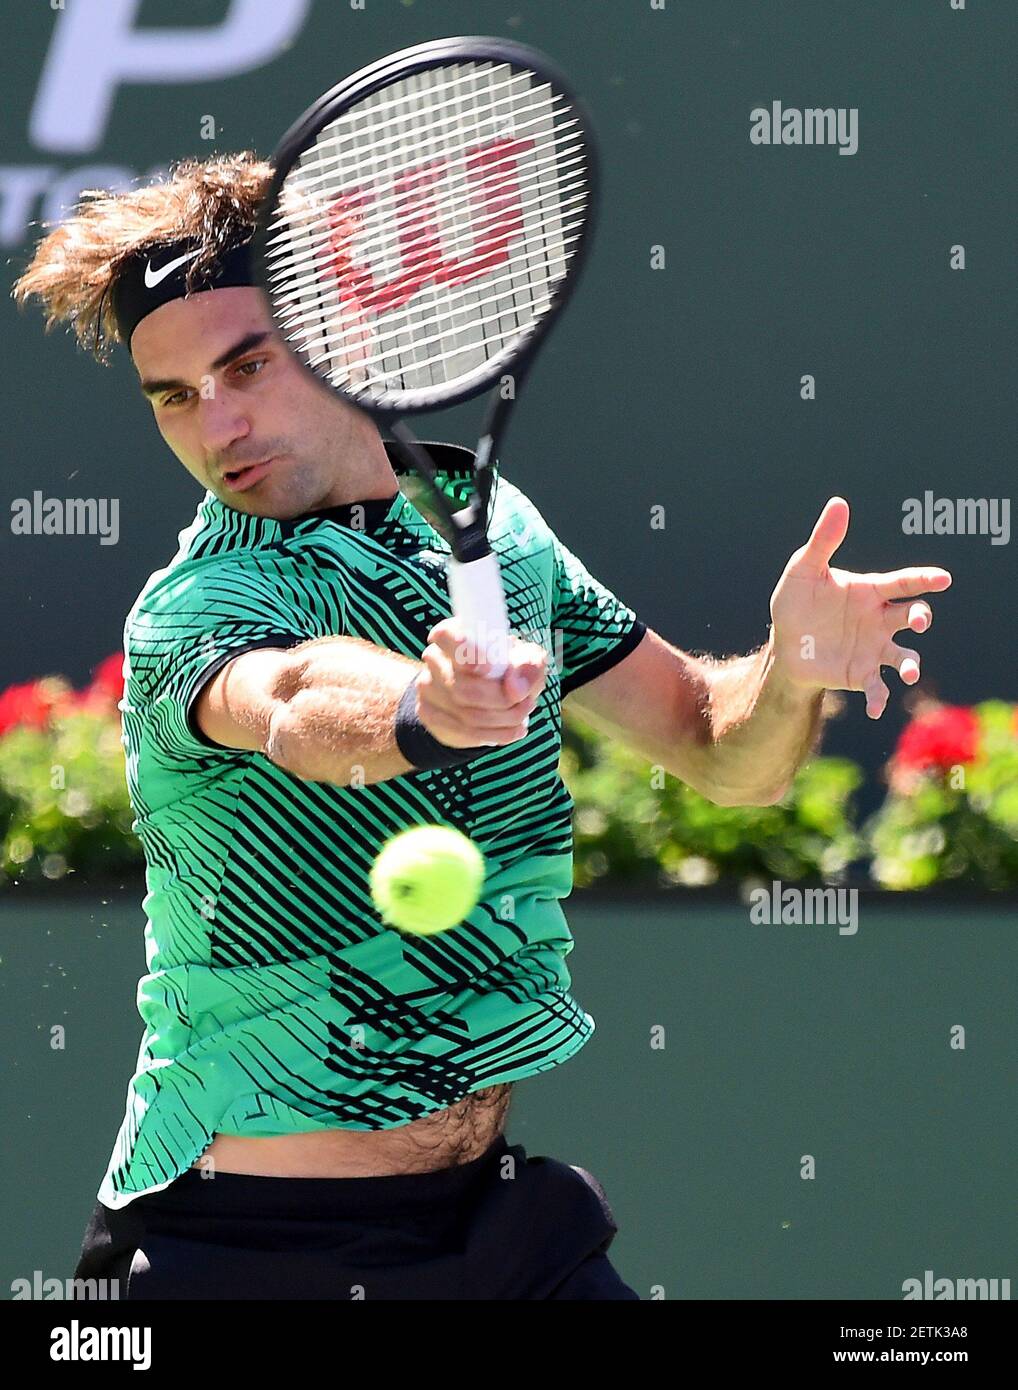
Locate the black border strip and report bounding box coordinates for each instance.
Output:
[184,634,308,750]
[560,619,648,698]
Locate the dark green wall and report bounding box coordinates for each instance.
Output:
[3,891,1016,1299]
[2,4,1013,1302]
[2,0,1014,808]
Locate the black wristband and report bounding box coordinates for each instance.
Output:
[394,674,492,770]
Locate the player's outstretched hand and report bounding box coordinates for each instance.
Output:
[417,619,549,748]
[769,497,953,720]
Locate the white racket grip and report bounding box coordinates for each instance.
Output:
[446,553,510,679]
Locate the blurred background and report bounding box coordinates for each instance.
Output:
[2,0,1013,801]
[1,0,1015,1301]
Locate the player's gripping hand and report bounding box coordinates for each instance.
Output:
[417,618,549,749]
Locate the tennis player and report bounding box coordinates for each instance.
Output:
[14,153,950,1301]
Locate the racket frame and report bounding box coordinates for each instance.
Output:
[252,35,599,420]
[252,36,599,673]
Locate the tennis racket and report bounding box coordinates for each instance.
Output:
[252,35,597,678]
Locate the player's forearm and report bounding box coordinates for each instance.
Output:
[691,633,826,806]
[264,636,418,785]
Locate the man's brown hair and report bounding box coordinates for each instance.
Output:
[11,152,272,360]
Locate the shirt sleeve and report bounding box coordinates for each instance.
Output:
[550,534,647,696]
[126,555,325,757]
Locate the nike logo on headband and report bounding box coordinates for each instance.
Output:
[144,248,201,289]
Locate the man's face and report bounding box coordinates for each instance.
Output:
[130,285,388,519]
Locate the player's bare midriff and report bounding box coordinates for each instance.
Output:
[191,1082,513,1177]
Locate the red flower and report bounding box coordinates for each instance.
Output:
[0,681,58,736]
[0,656,124,736]
[89,652,126,704]
[893,705,979,775]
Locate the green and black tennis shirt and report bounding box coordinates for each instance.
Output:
[99,443,646,1208]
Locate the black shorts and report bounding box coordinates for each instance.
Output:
[73,1135,640,1300]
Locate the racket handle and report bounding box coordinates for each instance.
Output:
[446,552,510,679]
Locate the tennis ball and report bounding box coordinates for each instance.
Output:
[370,825,486,936]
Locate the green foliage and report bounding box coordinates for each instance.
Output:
[560,714,864,889]
[1,677,1015,894]
[866,701,1018,891]
[0,710,141,885]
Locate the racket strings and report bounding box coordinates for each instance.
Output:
[311,61,535,133]
[273,212,586,360]
[261,58,591,404]
[276,263,571,381]
[273,248,575,375]
[266,142,587,286]
[269,110,581,312]
[304,297,541,385]
[281,84,576,199]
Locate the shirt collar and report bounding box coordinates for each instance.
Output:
[284,441,480,533]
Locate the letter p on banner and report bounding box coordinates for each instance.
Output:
[31,0,313,154]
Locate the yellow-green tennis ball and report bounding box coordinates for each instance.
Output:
[370,825,486,936]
